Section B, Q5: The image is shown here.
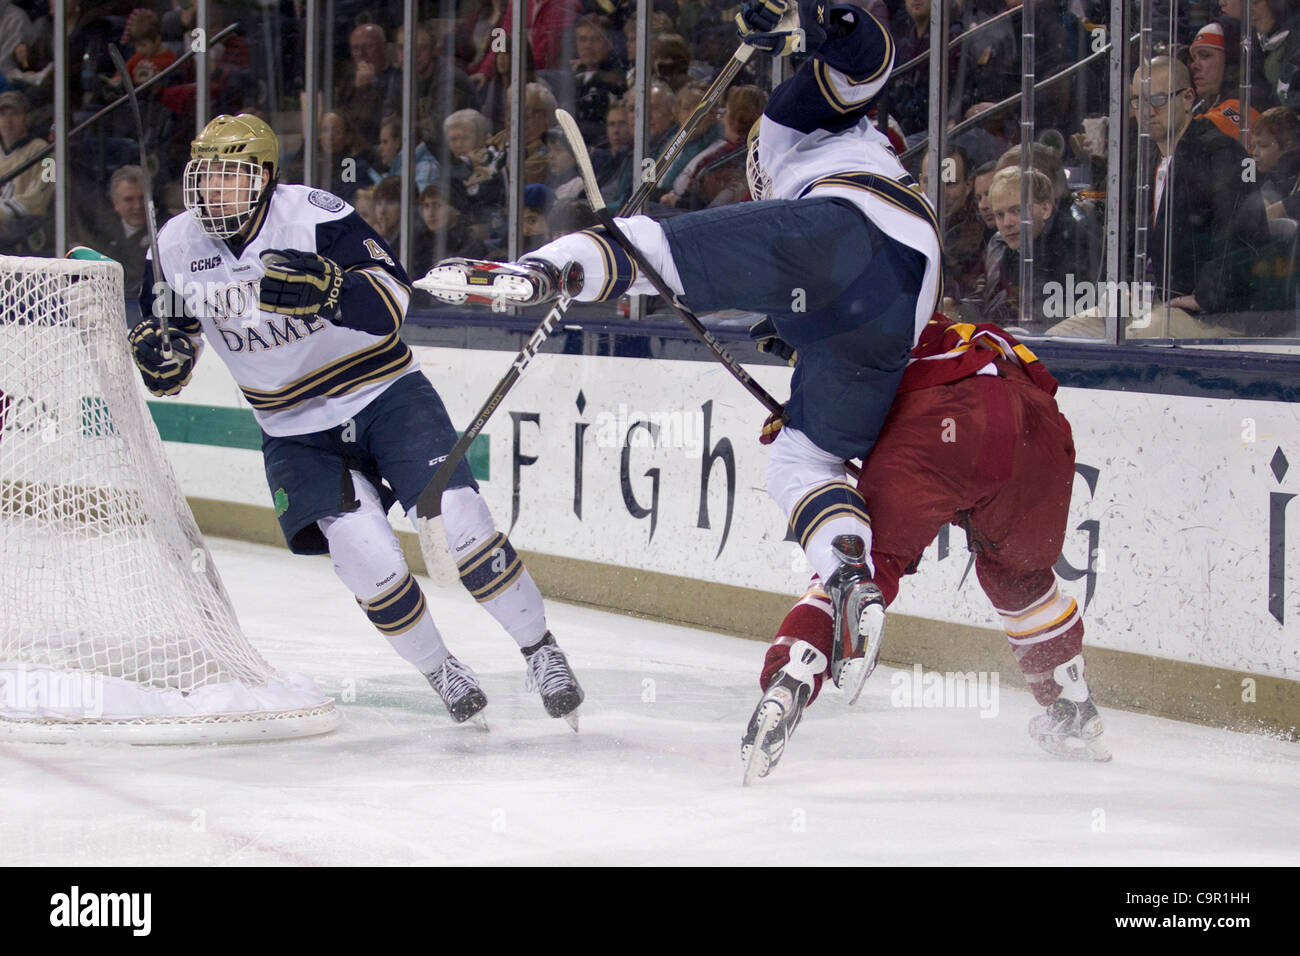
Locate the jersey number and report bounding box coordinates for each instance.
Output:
[364,238,395,268]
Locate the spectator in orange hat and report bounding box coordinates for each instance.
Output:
[1189,19,1268,143]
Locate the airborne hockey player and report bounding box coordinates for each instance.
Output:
[742,318,1111,783]
[131,114,583,729]
[421,0,942,712]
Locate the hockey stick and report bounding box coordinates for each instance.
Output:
[108,44,171,362]
[411,44,761,584]
[554,109,862,480]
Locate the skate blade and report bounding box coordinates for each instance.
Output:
[842,603,886,705]
[741,702,783,786]
[414,264,536,305]
[1034,732,1111,762]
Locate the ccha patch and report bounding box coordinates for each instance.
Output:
[307,190,346,213]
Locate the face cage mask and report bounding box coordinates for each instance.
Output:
[746,132,772,202]
[182,158,266,239]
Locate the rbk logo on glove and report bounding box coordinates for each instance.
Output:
[258,249,347,321]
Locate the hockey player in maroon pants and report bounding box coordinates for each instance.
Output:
[742,316,1110,783]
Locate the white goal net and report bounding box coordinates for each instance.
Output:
[0,255,337,742]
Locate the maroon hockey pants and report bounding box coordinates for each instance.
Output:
[762,363,1086,706]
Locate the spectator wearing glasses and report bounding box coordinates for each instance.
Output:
[1130,56,1269,326]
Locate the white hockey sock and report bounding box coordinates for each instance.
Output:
[321,472,450,674]
[414,487,549,649]
[528,215,685,302]
[767,428,874,581]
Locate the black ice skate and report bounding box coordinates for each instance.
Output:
[823,534,886,705]
[1029,655,1111,762]
[741,640,827,785]
[413,257,579,306]
[426,655,489,728]
[523,632,584,731]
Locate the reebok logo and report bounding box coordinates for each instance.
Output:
[49,886,151,936]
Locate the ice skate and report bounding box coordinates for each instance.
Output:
[741,640,827,785]
[426,655,489,729]
[413,257,577,306]
[1029,655,1111,761]
[523,632,584,731]
[823,534,886,705]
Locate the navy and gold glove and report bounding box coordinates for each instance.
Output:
[749,316,797,366]
[736,0,798,55]
[258,249,347,321]
[129,319,196,396]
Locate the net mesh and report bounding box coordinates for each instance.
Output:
[0,255,335,741]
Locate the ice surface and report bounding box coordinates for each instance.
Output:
[2,538,1297,866]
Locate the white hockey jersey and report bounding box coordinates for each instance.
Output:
[755,5,943,341]
[142,184,415,437]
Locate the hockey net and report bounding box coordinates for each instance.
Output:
[0,255,337,743]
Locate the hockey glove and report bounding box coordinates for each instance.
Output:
[736,0,826,56]
[258,249,347,322]
[749,316,797,366]
[129,319,197,397]
[759,410,787,445]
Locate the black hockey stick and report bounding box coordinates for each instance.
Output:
[108,44,171,361]
[411,43,760,583]
[554,109,862,480]
[0,23,240,190]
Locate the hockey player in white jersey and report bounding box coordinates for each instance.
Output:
[131,113,583,729]
[421,0,942,739]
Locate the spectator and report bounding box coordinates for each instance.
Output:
[972,159,999,234]
[650,33,692,92]
[98,164,150,296]
[1131,56,1269,322]
[1188,19,1267,143]
[596,101,634,204]
[541,128,584,200]
[884,0,958,139]
[444,107,493,181]
[335,23,398,146]
[369,176,404,252]
[974,166,1083,332]
[604,80,677,207]
[471,0,582,74]
[656,79,722,193]
[411,180,489,278]
[622,10,675,88]
[660,84,765,210]
[371,114,441,194]
[920,144,986,298]
[571,13,625,145]
[112,9,175,88]
[1254,106,1300,215]
[383,21,476,151]
[0,90,51,255]
[475,38,536,132]
[522,182,554,252]
[484,81,556,186]
[281,111,376,203]
[1217,0,1293,107]
[0,0,31,81]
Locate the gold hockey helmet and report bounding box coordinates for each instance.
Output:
[183,114,280,238]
